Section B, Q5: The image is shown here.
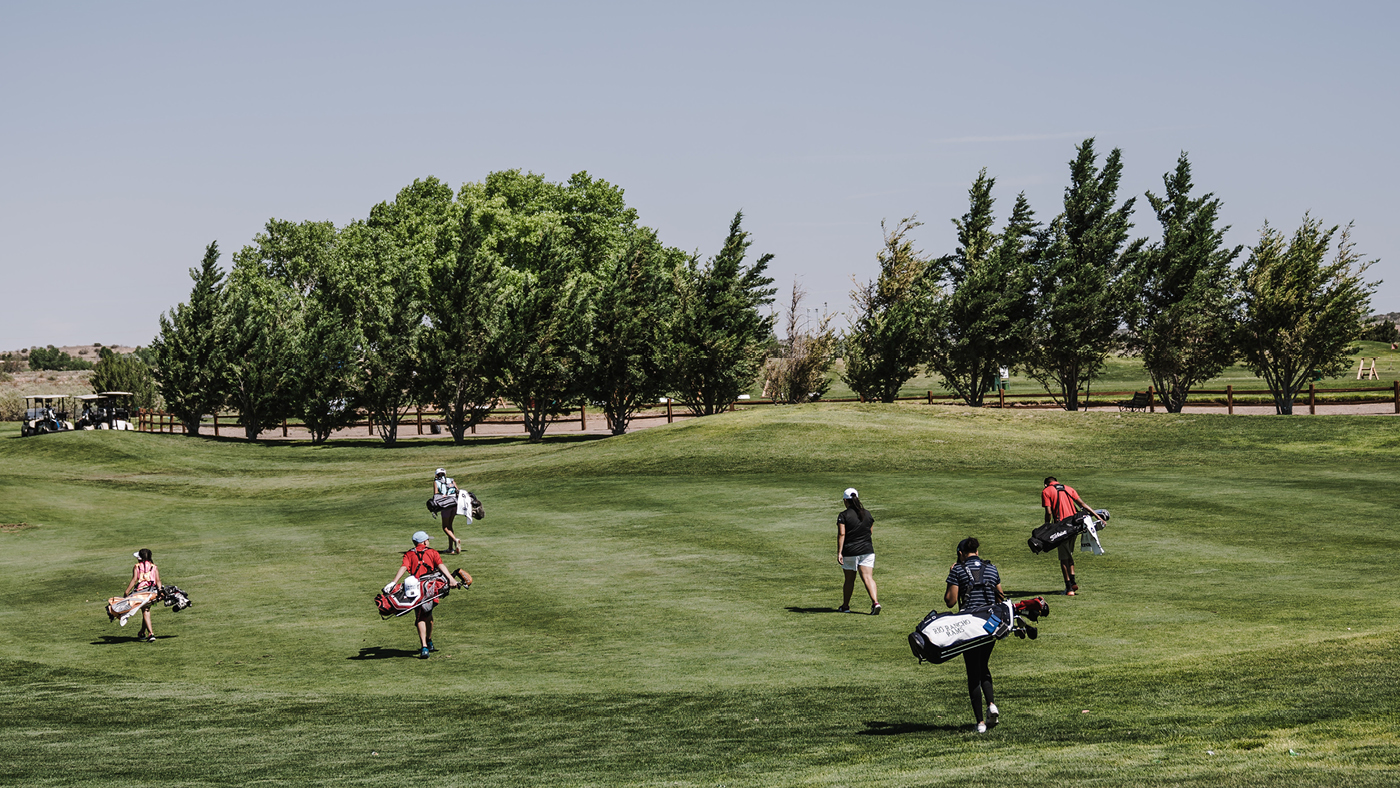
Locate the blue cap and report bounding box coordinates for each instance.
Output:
[412,531,431,543]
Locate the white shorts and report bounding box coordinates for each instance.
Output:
[842,553,875,570]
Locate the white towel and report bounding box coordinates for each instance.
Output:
[456,490,474,523]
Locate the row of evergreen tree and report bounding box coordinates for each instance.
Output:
[151,140,1379,439]
[151,171,777,443]
[839,139,1378,414]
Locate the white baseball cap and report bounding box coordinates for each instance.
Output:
[434,468,446,477]
[843,487,859,500]
[412,531,431,543]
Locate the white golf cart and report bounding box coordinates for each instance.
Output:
[75,391,135,430]
[20,395,75,437]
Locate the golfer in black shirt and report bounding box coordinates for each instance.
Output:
[945,537,1004,733]
[836,487,880,614]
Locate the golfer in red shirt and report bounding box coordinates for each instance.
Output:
[1042,476,1096,595]
[387,531,460,658]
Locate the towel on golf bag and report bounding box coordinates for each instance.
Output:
[106,585,193,621]
[908,597,1050,664]
[375,571,452,618]
[1028,510,1109,554]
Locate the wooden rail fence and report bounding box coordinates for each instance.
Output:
[136,381,1400,437]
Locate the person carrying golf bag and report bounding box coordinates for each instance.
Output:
[1041,476,1099,596]
[386,531,461,659]
[944,537,1004,734]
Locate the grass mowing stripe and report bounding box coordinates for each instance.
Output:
[1,636,1394,787]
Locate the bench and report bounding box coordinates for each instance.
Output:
[1117,391,1151,412]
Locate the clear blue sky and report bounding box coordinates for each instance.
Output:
[2,1,1396,349]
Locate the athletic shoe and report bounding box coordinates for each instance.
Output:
[977,722,987,734]
[837,605,850,613]
[419,647,430,659]
[144,636,156,643]
[871,604,882,616]
[1065,589,1076,596]
[427,640,437,652]
[987,703,999,725]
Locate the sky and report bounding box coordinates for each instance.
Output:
[2,1,1396,349]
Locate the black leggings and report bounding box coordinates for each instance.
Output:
[962,641,995,721]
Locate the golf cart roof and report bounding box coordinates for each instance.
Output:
[24,394,69,401]
[75,394,104,401]
[99,391,134,397]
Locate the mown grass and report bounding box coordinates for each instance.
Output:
[0,406,1397,786]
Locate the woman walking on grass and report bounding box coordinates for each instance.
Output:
[945,537,1005,733]
[124,548,161,642]
[836,487,880,615]
[433,468,463,555]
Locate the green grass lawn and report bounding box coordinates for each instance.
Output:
[1,406,1397,786]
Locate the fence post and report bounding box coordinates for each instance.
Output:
[213,414,219,437]
[417,406,423,435]
[1227,385,1234,415]
[667,400,673,423]
[1147,386,1155,413]
[1394,380,1399,414]
[282,418,288,437]
[999,386,1005,409]
[1309,383,1316,415]
[927,390,933,405]
[580,404,587,431]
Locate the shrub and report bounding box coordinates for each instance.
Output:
[0,391,24,421]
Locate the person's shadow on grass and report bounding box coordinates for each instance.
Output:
[348,646,422,660]
[1003,590,1067,599]
[858,720,966,735]
[785,606,848,614]
[90,634,175,645]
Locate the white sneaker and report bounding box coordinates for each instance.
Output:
[987,703,999,724]
[976,722,987,734]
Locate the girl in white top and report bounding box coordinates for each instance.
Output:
[433,468,462,554]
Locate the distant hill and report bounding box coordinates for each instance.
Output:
[2,343,138,359]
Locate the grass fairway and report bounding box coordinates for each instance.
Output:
[1,406,1397,787]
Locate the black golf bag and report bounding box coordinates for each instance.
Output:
[908,597,1049,664]
[1028,509,1109,554]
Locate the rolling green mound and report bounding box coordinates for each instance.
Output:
[1,408,1397,786]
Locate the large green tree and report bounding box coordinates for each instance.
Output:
[841,217,936,402]
[216,263,301,440]
[926,171,1039,407]
[1236,215,1376,414]
[235,219,363,443]
[670,211,777,415]
[1024,139,1145,410]
[585,228,685,434]
[150,242,227,435]
[1124,153,1242,412]
[341,178,455,445]
[496,236,597,442]
[418,196,508,443]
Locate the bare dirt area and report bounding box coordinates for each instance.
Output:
[144,407,695,441]
[2,369,95,397]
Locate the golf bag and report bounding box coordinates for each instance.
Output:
[106,585,192,623]
[908,597,1049,665]
[1028,509,1109,554]
[375,570,470,618]
[426,491,484,520]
